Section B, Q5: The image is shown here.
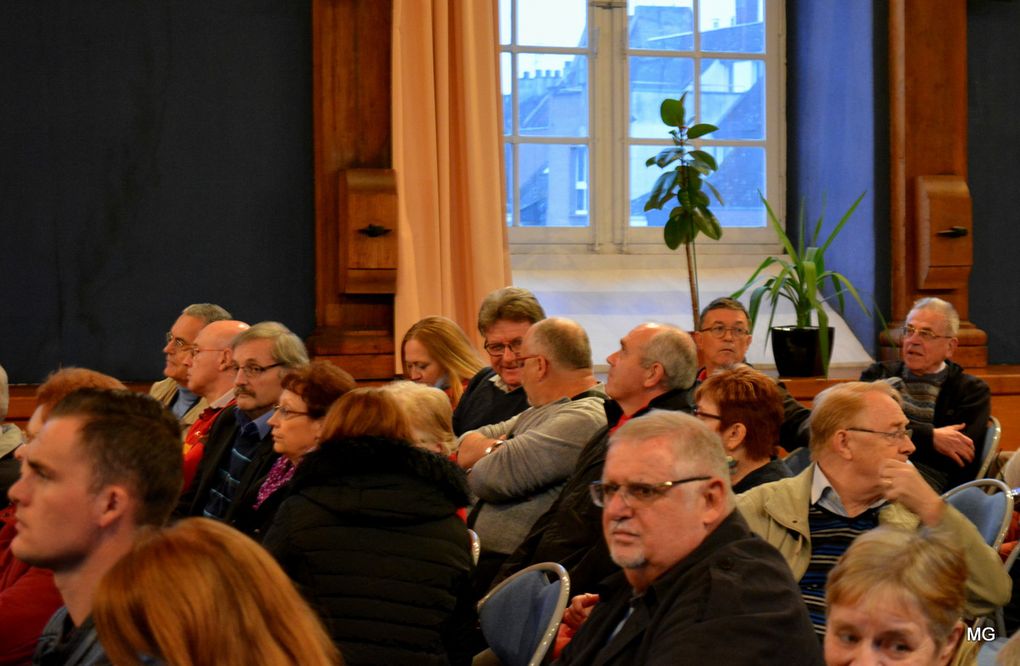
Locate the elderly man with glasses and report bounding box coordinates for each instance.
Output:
[737,381,1010,639]
[557,410,821,665]
[693,297,811,450]
[149,303,232,430]
[453,287,546,435]
[860,296,991,492]
[178,321,308,533]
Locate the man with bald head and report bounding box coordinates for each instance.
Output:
[496,322,698,594]
[179,320,249,490]
[558,411,820,664]
[457,317,607,590]
[738,381,1010,637]
[150,303,232,429]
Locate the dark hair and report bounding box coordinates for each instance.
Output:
[699,297,750,324]
[477,287,546,335]
[50,389,182,527]
[695,365,783,461]
[281,361,356,419]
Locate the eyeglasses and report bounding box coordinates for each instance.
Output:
[273,404,310,420]
[699,324,750,339]
[846,426,913,441]
[228,362,283,378]
[164,331,195,352]
[589,476,712,508]
[693,406,722,421]
[483,338,525,356]
[900,325,952,342]
[186,347,227,358]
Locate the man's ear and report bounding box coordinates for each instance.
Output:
[701,478,727,526]
[936,621,964,666]
[94,485,133,529]
[644,362,665,389]
[945,336,958,361]
[218,349,234,371]
[833,430,854,461]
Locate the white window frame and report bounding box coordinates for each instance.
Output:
[502,0,786,258]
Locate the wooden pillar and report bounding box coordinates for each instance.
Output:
[307,0,397,379]
[887,0,987,366]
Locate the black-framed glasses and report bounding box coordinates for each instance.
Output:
[698,324,749,339]
[693,406,722,421]
[228,362,283,378]
[164,331,195,352]
[273,404,310,420]
[483,337,525,356]
[846,426,913,441]
[900,325,952,342]
[589,476,712,508]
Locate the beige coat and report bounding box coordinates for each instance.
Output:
[737,465,1011,619]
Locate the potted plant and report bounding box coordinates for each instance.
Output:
[643,92,723,329]
[731,192,869,377]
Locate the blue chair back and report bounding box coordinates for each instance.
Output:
[942,478,1013,549]
[478,562,570,666]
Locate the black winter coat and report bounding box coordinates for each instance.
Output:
[261,436,476,666]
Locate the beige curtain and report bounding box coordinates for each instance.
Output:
[392,0,511,369]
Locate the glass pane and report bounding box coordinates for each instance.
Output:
[505,142,514,226]
[628,145,765,228]
[700,0,765,54]
[518,143,590,227]
[517,54,588,138]
[499,0,511,45]
[628,0,694,51]
[501,53,512,135]
[701,59,764,140]
[630,57,694,139]
[707,146,766,227]
[519,0,587,47]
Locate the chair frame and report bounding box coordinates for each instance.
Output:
[477,562,570,666]
[977,415,1002,480]
[468,528,480,565]
[941,477,1014,551]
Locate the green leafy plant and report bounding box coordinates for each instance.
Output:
[643,92,724,329]
[731,192,870,374]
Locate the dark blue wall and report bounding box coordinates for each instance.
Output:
[0,1,314,383]
[787,0,889,356]
[968,1,1020,364]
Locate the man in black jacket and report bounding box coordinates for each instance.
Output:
[860,297,990,492]
[181,321,308,530]
[494,322,697,594]
[556,411,821,665]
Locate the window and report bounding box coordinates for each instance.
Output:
[500,0,784,254]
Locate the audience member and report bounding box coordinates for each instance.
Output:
[737,381,1010,637]
[0,368,124,665]
[386,380,458,456]
[401,316,484,408]
[453,287,546,434]
[824,527,971,666]
[694,297,811,448]
[694,364,792,493]
[149,303,231,429]
[458,317,606,590]
[556,411,822,664]
[497,322,697,594]
[0,363,24,506]
[262,388,475,665]
[94,518,340,666]
[179,319,249,491]
[10,389,181,665]
[181,321,308,533]
[860,296,991,492]
[251,361,354,537]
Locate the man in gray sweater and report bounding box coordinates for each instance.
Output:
[458,317,607,591]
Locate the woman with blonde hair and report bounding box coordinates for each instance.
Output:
[93,517,340,666]
[401,316,484,407]
[824,527,972,666]
[385,380,458,456]
[263,387,476,665]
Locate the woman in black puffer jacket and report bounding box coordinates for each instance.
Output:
[262,388,475,666]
